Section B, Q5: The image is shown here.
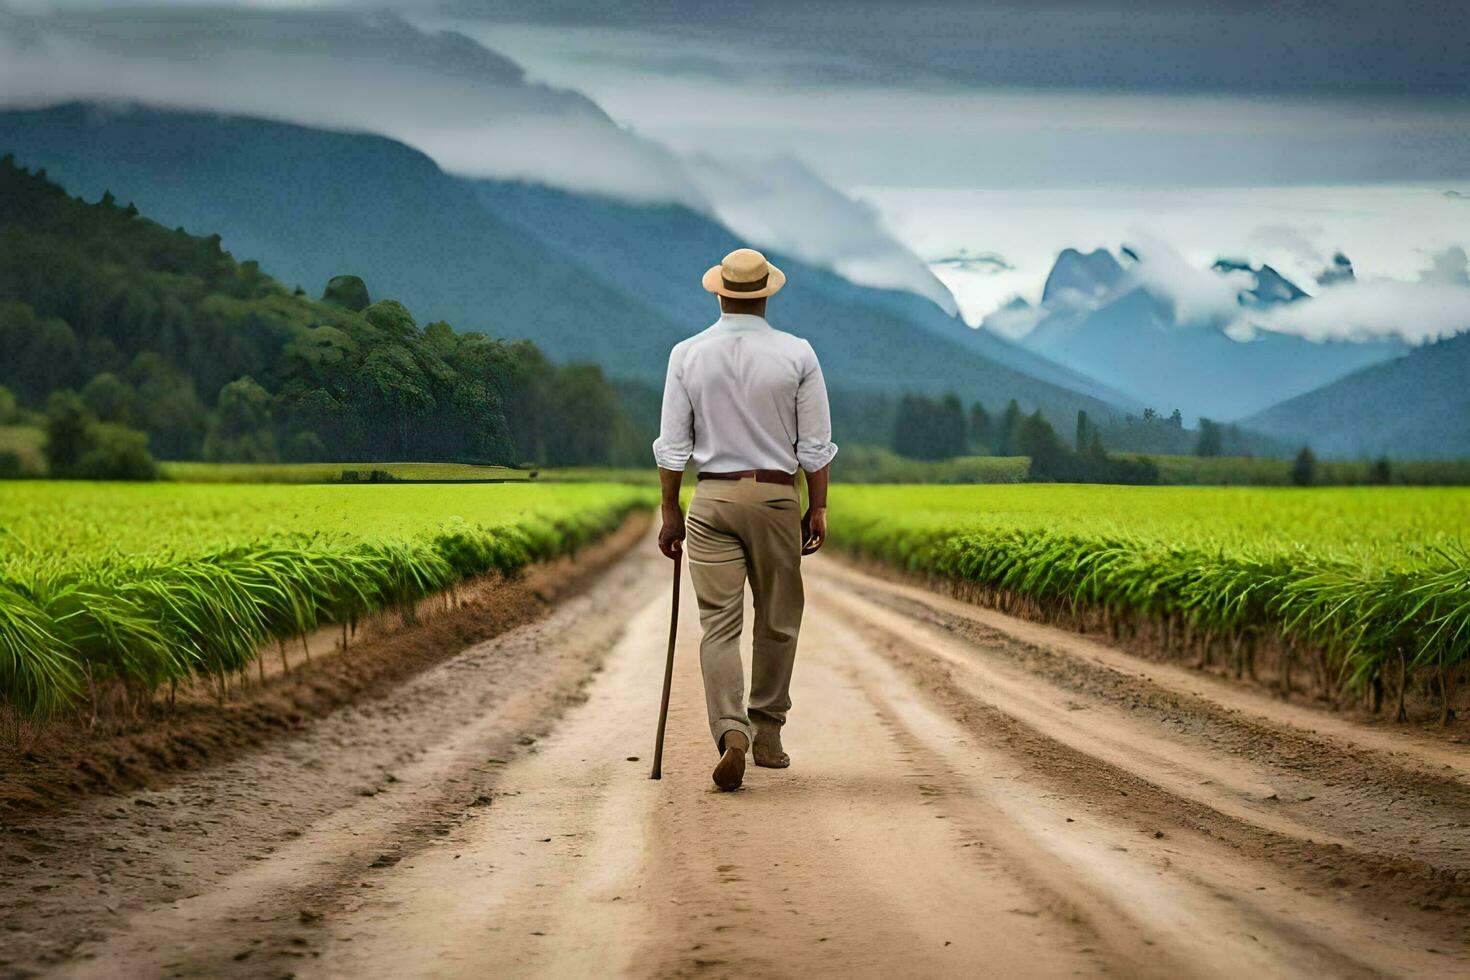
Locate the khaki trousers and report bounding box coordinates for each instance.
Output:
[685,477,805,751]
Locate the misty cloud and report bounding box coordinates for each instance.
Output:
[0,6,705,205]
[1130,239,1470,345]
[1248,279,1470,345]
[980,300,1047,341]
[685,154,956,313]
[984,232,1470,346]
[931,250,1013,274]
[1123,236,1251,327]
[454,35,1470,192]
[1420,245,1469,286]
[4,3,1465,328]
[1247,224,1324,269]
[0,4,959,311]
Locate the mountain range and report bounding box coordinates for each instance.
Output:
[0,103,1127,438]
[0,5,960,315]
[1,5,1466,461]
[1244,330,1470,459]
[995,247,1409,422]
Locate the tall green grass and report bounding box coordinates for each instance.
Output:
[831,485,1470,717]
[0,482,656,717]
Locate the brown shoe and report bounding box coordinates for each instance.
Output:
[752,724,790,769]
[712,730,748,791]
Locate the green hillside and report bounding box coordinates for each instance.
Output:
[1245,332,1470,459]
[0,155,642,468]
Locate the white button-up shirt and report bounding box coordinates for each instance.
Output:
[652,314,838,474]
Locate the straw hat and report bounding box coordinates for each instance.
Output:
[702,248,786,299]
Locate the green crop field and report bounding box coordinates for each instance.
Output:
[158,461,657,485]
[159,461,528,483]
[0,481,656,716]
[832,485,1470,715]
[1137,455,1470,487]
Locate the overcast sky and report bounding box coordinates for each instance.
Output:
[6,0,1470,333]
[431,2,1470,326]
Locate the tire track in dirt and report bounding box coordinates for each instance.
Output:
[810,561,1470,879]
[0,522,662,978]
[816,559,1470,781]
[804,559,1469,963]
[302,545,1116,979]
[301,545,1465,977]
[4,535,1468,977]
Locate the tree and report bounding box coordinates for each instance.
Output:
[891,393,967,460]
[80,372,137,425]
[891,394,932,459]
[0,302,79,402]
[541,364,620,466]
[205,376,278,462]
[934,392,968,460]
[322,274,371,312]
[360,345,434,456]
[44,390,157,479]
[1019,409,1068,467]
[129,353,206,459]
[1074,410,1091,453]
[1291,446,1316,487]
[284,430,327,463]
[996,399,1024,456]
[44,390,93,475]
[1016,409,1158,485]
[1368,456,1392,485]
[1168,408,1183,429]
[968,402,993,454]
[362,299,417,340]
[0,160,644,469]
[75,423,159,481]
[1195,418,1223,457]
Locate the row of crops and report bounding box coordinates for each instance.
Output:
[0,482,657,717]
[830,485,1470,718]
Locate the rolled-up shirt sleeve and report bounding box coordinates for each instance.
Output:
[651,347,694,471]
[794,342,839,472]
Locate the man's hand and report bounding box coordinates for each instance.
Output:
[801,506,827,555]
[659,506,686,560]
[656,467,686,560]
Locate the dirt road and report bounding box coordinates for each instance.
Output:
[4,529,1468,978]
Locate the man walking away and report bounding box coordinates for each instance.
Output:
[652,248,837,792]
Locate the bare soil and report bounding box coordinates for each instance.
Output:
[837,554,1469,729]
[1,531,1467,978]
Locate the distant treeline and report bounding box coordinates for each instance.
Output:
[827,387,1291,467]
[887,392,1157,484]
[0,156,649,478]
[1137,453,1470,487]
[824,445,1470,487]
[866,391,1470,486]
[1101,409,1288,458]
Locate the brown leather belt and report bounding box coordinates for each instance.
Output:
[697,469,797,486]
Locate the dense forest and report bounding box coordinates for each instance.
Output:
[0,156,647,471]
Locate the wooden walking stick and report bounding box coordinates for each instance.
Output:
[650,550,681,779]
